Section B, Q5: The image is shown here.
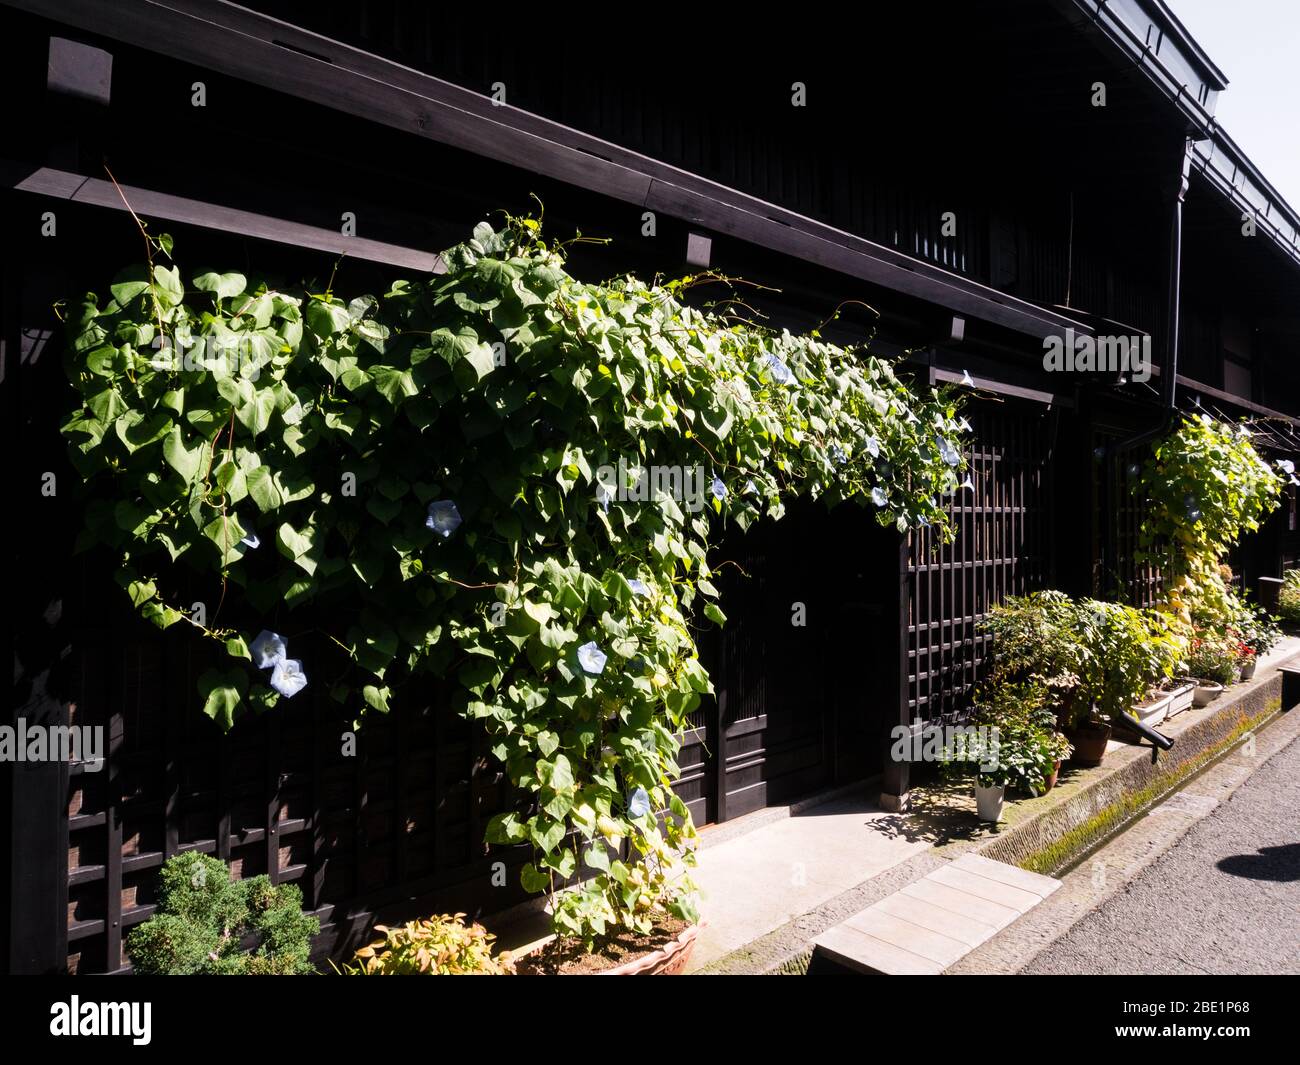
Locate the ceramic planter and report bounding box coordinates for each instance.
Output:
[1163,680,1196,719]
[975,782,1005,823]
[1240,659,1257,680]
[1068,722,1111,767]
[598,921,704,975]
[1192,680,1224,708]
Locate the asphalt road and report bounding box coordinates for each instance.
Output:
[1025,731,1300,975]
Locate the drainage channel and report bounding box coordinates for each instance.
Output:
[1049,706,1289,880]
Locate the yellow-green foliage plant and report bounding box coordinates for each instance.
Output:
[1139,415,1284,637]
[339,914,515,975]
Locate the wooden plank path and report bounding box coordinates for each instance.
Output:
[811,853,1061,974]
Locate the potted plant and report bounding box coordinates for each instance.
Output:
[1231,600,1281,679]
[1131,684,1173,727]
[1184,629,1238,706]
[943,682,1068,819]
[1069,600,1181,765]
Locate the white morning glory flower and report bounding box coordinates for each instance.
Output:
[871,486,888,507]
[712,476,728,501]
[938,438,961,466]
[1278,459,1295,475]
[425,500,462,538]
[250,630,288,670]
[865,435,880,458]
[744,479,758,495]
[960,369,975,387]
[764,353,793,385]
[577,641,607,675]
[628,578,649,597]
[269,658,308,698]
[596,483,612,513]
[961,476,975,491]
[241,531,260,549]
[627,786,651,818]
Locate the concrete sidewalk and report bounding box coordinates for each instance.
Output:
[684,794,929,971]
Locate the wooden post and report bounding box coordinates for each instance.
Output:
[880,532,911,811]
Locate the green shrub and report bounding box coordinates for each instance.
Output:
[338,914,515,975]
[1279,570,1300,626]
[979,592,1180,728]
[127,852,319,974]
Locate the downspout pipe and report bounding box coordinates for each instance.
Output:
[1100,137,1193,593]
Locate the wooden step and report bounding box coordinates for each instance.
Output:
[810,852,1060,975]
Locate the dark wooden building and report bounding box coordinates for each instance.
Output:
[4,0,1299,973]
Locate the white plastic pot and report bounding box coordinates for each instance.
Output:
[1241,659,1257,680]
[1132,691,1172,727]
[1164,680,1196,719]
[1192,680,1224,708]
[975,782,1005,823]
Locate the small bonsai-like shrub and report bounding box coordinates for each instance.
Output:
[1184,630,1240,685]
[339,914,515,975]
[127,852,319,974]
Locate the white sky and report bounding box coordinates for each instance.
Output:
[1169,0,1300,210]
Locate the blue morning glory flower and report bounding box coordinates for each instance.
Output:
[627,787,651,818]
[425,500,462,538]
[628,578,649,597]
[577,641,607,675]
[764,354,793,384]
[250,630,288,670]
[830,444,847,465]
[871,486,888,507]
[864,435,880,458]
[743,479,758,495]
[269,658,308,698]
[711,476,728,501]
[1188,508,1202,522]
[596,483,612,513]
[241,531,260,549]
[938,439,960,467]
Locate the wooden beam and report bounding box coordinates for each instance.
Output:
[3,0,1098,343]
[2,163,444,273]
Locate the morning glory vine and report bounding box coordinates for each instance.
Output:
[61,215,968,944]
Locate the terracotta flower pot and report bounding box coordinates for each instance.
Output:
[1042,760,1061,793]
[1068,722,1111,767]
[597,921,704,975]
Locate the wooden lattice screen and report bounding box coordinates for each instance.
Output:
[906,403,1056,725]
[61,591,528,975]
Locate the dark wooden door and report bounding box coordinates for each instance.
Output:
[687,502,894,824]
